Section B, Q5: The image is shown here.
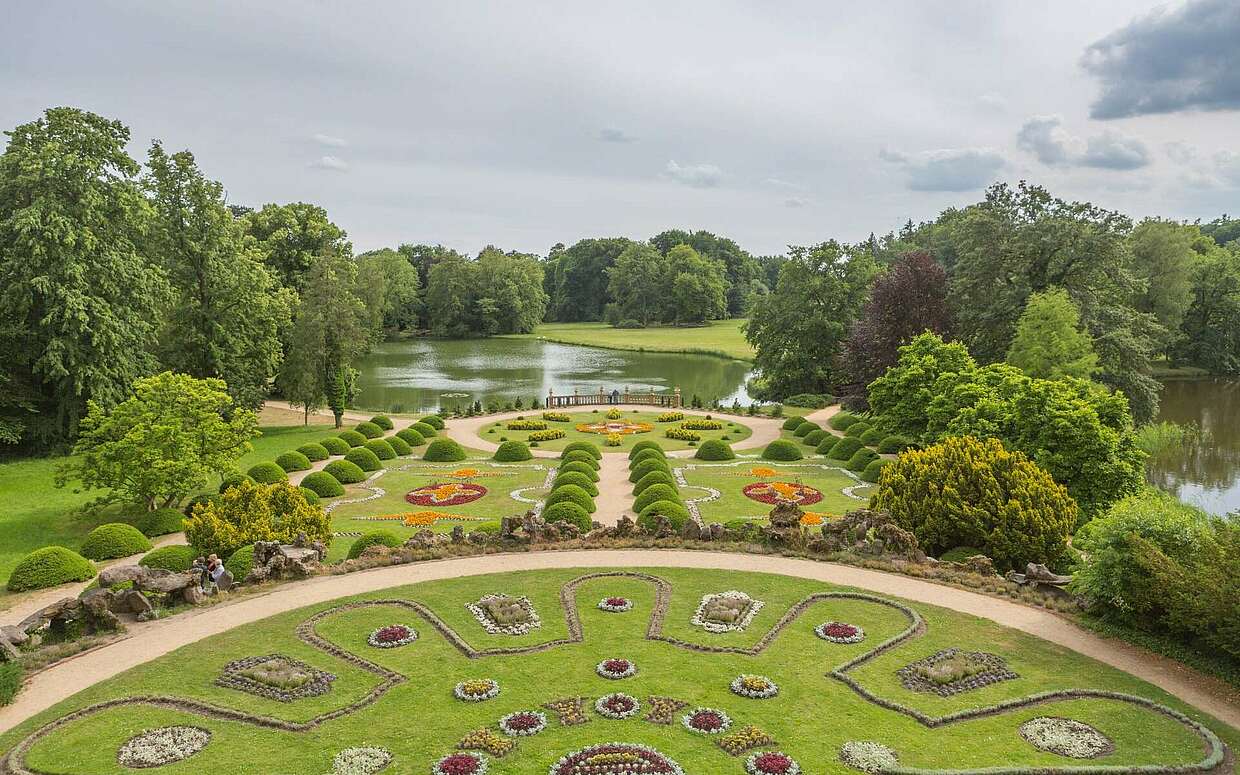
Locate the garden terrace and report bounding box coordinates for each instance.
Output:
[474,410,754,453]
[670,461,871,526]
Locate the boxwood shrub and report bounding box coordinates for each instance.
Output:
[134,508,184,537]
[828,411,859,431]
[545,484,595,513]
[762,439,803,461]
[347,530,402,559]
[395,428,426,447]
[803,429,827,447]
[354,421,384,439]
[345,447,383,471]
[365,438,397,460]
[634,483,681,514]
[248,461,289,484]
[275,451,312,472]
[847,447,879,472]
[6,546,96,591]
[494,440,533,462]
[80,523,153,560]
[411,421,438,438]
[563,441,603,460]
[633,470,676,496]
[877,434,914,454]
[783,393,832,409]
[626,440,662,460]
[139,544,195,572]
[418,415,445,430]
[369,415,394,431]
[1,662,22,706]
[561,450,600,470]
[780,416,806,431]
[338,429,368,448]
[183,494,218,517]
[301,470,346,497]
[629,457,672,483]
[695,439,735,460]
[637,500,691,532]
[558,460,600,481]
[423,438,467,462]
[844,420,872,438]
[320,437,351,456]
[860,458,891,483]
[859,426,886,446]
[793,420,819,438]
[224,544,255,581]
[297,442,330,462]
[543,501,591,532]
[387,435,413,456]
[552,471,598,496]
[219,472,255,493]
[324,459,367,484]
[815,436,839,456]
[629,447,666,468]
[299,487,320,505]
[828,436,864,460]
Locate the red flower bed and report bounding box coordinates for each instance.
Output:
[432,752,486,775]
[742,481,823,506]
[405,482,487,507]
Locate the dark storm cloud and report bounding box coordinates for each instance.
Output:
[1016,115,1150,170]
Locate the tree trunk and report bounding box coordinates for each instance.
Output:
[334,410,343,428]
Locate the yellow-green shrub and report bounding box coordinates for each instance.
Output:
[184,480,331,558]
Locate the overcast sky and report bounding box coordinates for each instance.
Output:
[3,0,1238,256]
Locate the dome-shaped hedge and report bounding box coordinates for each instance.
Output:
[139,544,195,572]
[695,439,735,461]
[347,530,402,559]
[845,420,872,438]
[298,486,320,505]
[418,415,445,430]
[411,421,438,438]
[828,411,859,431]
[395,427,426,447]
[627,440,662,460]
[877,435,913,454]
[369,415,395,431]
[354,421,384,439]
[248,461,289,484]
[320,436,351,456]
[552,471,599,496]
[562,441,602,460]
[275,451,312,472]
[561,450,600,470]
[634,484,682,514]
[637,500,691,532]
[859,426,886,446]
[224,544,255,581]
[219,472,255,493]
[365,439,397,460]
[494,440,533,462]
[781,416,807,431]
[543,501,591,532]
[338,429,368,448]
[545,484,595,513]
[135,507,185,537]
[324,459,367,484]
[630,447,666,468]
[633,470,675,496]
[80,522,152,560]
[860,458,891,483]
[345,447,383,471]
[424,438,467,462]
[387,435,413,456]
[847,448,879,472]
[629,457,672,483]
[558,460,600,482]
[816,436,839,455]
[301,470,346,497]
[827,436,863,461]
[297,442,330,462]
[762,439,803,461]
[803,429,827,447]
[793,420,820,438]
[6,546,95,591]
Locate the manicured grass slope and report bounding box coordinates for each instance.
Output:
[500,319,755,361]
[3,568,1232,774]
[478,411,752,452]
[675,460,870,521]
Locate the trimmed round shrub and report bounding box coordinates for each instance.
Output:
[395,427,426,447]
[627,440,662,460]
[139,544,195,572]
[846,447,879,472]
[877,435,914,454]
[793,420,820,438]
[320,436,350,456]
[248,461,289,484]
[80,522,152,560]
[563,441,603,460]
[543,501,591,532]
[815,436,839,455]
[552,471,598,496]
[844,420,872,438]
[828,411,859,431]
[365,439,397,460]
[633,484,682,514]
[762,439,803,461]
[418,415,445,430]
[299,487,320,505]
[695,439,735,460]
[859,426,886,446]
[387,435,413,456]
[558,460,600,481]
[637,500,691,532]
[183,494,218,517]
[354,421,384,439]
[629,457,672,483]
[224,544,255,581]
[297,442,330,462]
[545,484,595,513]
[369,415,394,431]
[423,438,467,462]
[6,547,96,592]
[134,508,184,537]
[860,458,891,483]
[338,429,368,447]
[411,421,438,438]
[803,429,828,447]
[275,451,312,472]
[630,447,666,468]
[345,446,383,472]
[219,472,254,493]
[827,436,863,461]
[347,530,402,560]
[781,416,806,431]
[301,470,346,497]
[561,450,600,470]
[324,459,367,484]
[633,470,675,496]
[494,440,533,462]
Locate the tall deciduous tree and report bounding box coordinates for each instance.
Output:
[606,244,667,326]
[1006,288,1098,380]
[665,244,728,324]
[1176,242,1240,374]
[0,108,168,448]
[548,238,632,322]
[241,202,349,292]
[651,229,757,317]
[423,248,547,336]
[1129,219,1197,352]
[355,248,422,338]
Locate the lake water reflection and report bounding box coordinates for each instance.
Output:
[1149,378,1240,516]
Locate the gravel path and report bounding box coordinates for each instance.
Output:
[0,549,1235,736]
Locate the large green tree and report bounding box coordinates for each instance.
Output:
[356,248,422,337]
[1129,219,1197,352]
[665,244,728,324]
[0,108,168,448]
[548,238,632,321]
[424,252,476,338]
[606,244,667,326]
[241,202,349,292]
[651,229,758,316]
[1176,241,1240,374]
[1005,288,1098,380]
[423,248,546,336]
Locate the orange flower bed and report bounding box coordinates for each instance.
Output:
[575,421,654,435]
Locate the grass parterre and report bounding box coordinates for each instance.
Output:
[477,410,751,452]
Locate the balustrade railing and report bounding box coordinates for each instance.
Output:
[545,387,681,409]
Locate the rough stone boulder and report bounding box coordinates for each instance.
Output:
[763,501,805,547]
[1006,562,1073,588]
[246,539,326,583]
[98,564,148,588]
[818,509,925,562]
[402,529,448,551]
[680,519,702,541]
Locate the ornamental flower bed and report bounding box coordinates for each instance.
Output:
[745,750,801,775]
[692,591,764,633]
[457,728,515,757]
[406,482,487,507]
[605,433,623,446]
[1018,717,1114,759]
[549,743,685,775]
[606,408,623,420]
[717,725,776,756]
[896,649,1018,696]
[681,707,732,734]
[681,418,723,430]
[368,624,418,648]
[657,412,684,422]
[528,429,568,441]
[731,674,779,699]
[499,710,548,737]
[467,594,541,635]
[838,741,898,773]
[577,421,654,435]
[117,726,211,768]
[432,751,489,775]
[815,621,865,644]
[454,678,500,702]
[644,696,689,724]
[596,658,637,679]
[542,412,571,422]
[597,596,633,612]
[595,692,642,719]
[331,747,392,775]
[216,654,336,702]
[507,420,548,430]
[542,697,590,726]
[664,427,700,441]
[742,481,823,506]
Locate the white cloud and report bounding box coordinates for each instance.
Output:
[310,155,349,171]
[1016,115,1150,170]
[663,160,723,188]
[1081,130,1150,170]
[312,133,348,148]
[880,147,1004,192]
[784,196,809,208]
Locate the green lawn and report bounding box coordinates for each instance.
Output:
[2,567,1232,774]
[500,319,755,361]
[477,410,752,452]
[673,460,871,523]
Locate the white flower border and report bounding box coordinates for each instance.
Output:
[466,594,542,635]
[594,692,641,719]
[547,744,684,775]
[681,707,732,735]
[1019,717,1113,759]
[597,597,633,613]
[731,674,779,699]
[691,590,764,633]
[367,624,418,649]
[745,750,802,775]
[117,726,211,768]
[839,741,899,773]
[454,678,500,702]
[332,746,392,775]
[596,658,637,679]
[432,751,490,775]
[815,621,866,644]
[498,710,548,737]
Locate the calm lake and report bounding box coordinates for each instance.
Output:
[1149,378,1240,517]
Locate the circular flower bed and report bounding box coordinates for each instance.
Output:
[742,481,823,506]
[117,726,211,768]
[839,741,898,773]
[731,674,779,699]
[815,621,865,644]
[549,743,683,775]
[681,707,732,734]
[332,747,392,775]
[454,678,499,702]
[406,482,487,507]
[1019,717,1114,759]
[367,624,417,649]
[596,658,637,679]
[594,692,641,719]
[745,751,801,775]
[498,710,548,737]
[575,421,654,436]
[432,751,489,775]
[598,596,632,613]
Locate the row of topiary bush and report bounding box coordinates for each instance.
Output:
[627,441,691,532]
[778,412,910,482]
[542,442,602,531]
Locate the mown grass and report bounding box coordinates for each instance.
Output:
[477,410,752,452]
[500,319,756,361]
[673,460,870,522]
[3,567,1234,774]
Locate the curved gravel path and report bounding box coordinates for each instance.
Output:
[0,550,1235,736]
